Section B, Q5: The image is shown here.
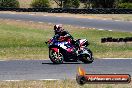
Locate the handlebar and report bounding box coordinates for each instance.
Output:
[45,41,48,44]
[45,39,52,44]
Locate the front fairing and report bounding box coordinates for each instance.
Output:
[54,42,68,50]
[49,39,76,52]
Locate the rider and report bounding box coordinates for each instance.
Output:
[53,24,74,43]
[53,24,82,54]
[46,24,81,55]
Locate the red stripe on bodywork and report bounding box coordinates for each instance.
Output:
[51,48,58,52]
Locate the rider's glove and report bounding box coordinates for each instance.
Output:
[45,41,48,44]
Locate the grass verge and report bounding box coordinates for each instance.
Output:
[0,80,132,88]
[0,19,131,60]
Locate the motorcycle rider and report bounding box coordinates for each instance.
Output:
[45,24,86,57]
[46,24,81,48]
[53,24,82,51]
[53,24,74,43]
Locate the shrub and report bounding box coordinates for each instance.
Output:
[63,0,80,8]
[117,3,132,8]
[63,0,72,8]
[92,0,115,8]
[31,0,50,8]
[0,0,19,8]
[72,0,80,8]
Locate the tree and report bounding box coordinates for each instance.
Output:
[116,0,132,3]
[31,0,50,8]
[115,0,132,8]
[63,0,72,8]
[0,0,19,8]
[92,0,115,8]
[72,0,80,8]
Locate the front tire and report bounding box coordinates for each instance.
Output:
[49,48,64,64]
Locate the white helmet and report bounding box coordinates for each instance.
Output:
[54,24,64,34]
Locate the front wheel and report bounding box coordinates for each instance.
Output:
[49,48,64,64]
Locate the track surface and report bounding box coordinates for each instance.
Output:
[0,13,132,32]
[0,59,132,80]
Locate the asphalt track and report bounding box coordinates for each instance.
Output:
[0,13,132,32]
[0,59,132,80]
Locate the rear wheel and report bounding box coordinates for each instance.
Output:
[49,48,64,64]
[81,49,94,64]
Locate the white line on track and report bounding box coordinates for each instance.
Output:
[102,58,132,59]
[115,20,121,22]
[29,21,34,22]
[3,79,60,81]
[3,80,22,82]
[108,30,112,31]
[81,27,86,28]
[98,29,104,30]
[38,79,60,81]
[88,18,93,19]
[43,15,48,16]
[57,16,62,17]
[10,13,16,14]
[103,19,107,20]
[29,14,35,16]
[0,60,7,61]
[16,20,21,22]
[48,23,52,25]
[38,22,43,24]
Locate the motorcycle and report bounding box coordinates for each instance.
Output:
[46,35,94,64]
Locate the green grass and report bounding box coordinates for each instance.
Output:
[0,22,132,60]
[72,29,132,58]
[0,23,52,59]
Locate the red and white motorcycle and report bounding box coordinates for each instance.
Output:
[46,36,94,64]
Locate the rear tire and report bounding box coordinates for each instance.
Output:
[49,48,64,64]
[81,49,94,64]
[81,56,94,64]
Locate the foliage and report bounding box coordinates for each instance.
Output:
[92,0,115,8]
[31,0,50,8]
[117,3,132,8]
[0,0,19,8]
[63,0,80,8]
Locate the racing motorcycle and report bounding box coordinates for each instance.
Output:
[45,35,94,64]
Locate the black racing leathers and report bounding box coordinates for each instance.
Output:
[53,31,74,42]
